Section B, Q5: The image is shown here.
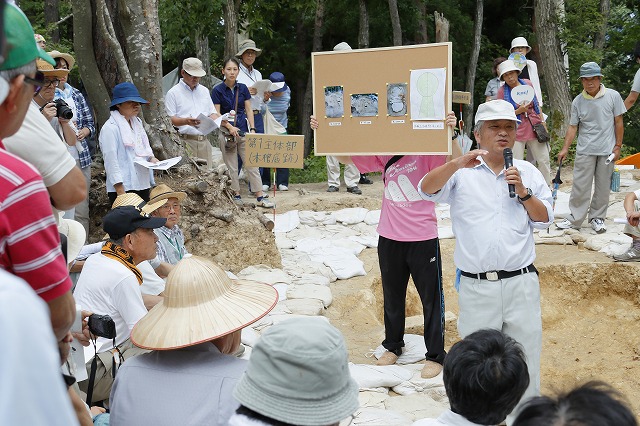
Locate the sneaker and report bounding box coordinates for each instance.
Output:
[556,218,577,230]
[359,174,373,184]
[233,194,242,201]
[262,184,270,192]
[590,218,606,234]
[347,186,362,195]
[327,186,339,192]
[256,197,274,208]
[278,184,289,191]
[421,360,443,379]
[376,351,399,366]
[613,246,640,262]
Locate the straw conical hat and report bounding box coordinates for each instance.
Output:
[131,256,278,350]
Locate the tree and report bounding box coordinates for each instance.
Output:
[389,0,402,45]
[535,0,572,138]
[302,0,325,156]
[44,0,60,43]
[72,0,181,159]
[359,0,370,49]
[223,0,240,60]
[593,0,610,51]
[413,0,428,44]
[463,0,483,136]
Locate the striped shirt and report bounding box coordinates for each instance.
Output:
[0,144,72,301]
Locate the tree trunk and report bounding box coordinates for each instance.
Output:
[302,0,324,157]
[44,0,60,43]
[358,0,369,49]
[535,0,572,139]
[593,0,610,52]
[388,0,402,46]
[71,0,110,127]
[414,0,428,44]
[195,29,213,89]
[117,0,180,159]
[434,11,449,42]
[294,16,307,135]
[223,0,240,60]
[463,0,483,136]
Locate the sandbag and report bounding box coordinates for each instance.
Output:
[373,334,427,364]
[349,363,413,389]
[334,207,369,225]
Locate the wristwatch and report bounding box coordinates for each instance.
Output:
[518,188,533,202]
[250,127,256,131]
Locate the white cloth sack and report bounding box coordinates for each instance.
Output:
[349,363,413,389]
[373,334,427,364]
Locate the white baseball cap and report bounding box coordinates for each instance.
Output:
[182,57,206,77]
[475,100,520,124]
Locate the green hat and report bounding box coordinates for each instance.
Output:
[1,3,55,71]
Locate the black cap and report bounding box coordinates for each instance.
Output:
[103,206,166,240]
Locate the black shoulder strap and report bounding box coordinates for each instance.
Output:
[383,155,404,183]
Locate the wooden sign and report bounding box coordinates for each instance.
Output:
[452,91,471,105]
[312,42,452,155]
[245,134,304,169]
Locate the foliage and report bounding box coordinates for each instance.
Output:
[289,150,327,183]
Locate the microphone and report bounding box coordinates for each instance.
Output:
[503,148,515,198]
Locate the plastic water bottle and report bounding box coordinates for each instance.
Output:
[611,167,620,192]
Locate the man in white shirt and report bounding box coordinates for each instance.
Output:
[74,206,166,402]
[624,42,640,110]
[419,100,553,423]
[165,57,220,169]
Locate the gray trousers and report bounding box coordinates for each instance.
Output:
[326,155,359,188]
[566,154,614,227]
[219,135,261,195]
[458,272,542,425]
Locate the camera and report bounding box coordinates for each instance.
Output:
[88,314,116,339]
[54,99,74,120]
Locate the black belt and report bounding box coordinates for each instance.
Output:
[460,264,537,281]
[252,110,261,115]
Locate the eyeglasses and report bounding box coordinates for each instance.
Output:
[23,72,46,93]
[43,79,60,88]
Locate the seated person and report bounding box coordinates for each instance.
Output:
[109,256,278,426]
[613,188,640,261]
[513,381,637,426]
[74,205,166,403]
[413,329,530,426]
[229,317,359,426]
[148,184,189,264]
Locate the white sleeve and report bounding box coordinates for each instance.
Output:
[527,60,543,107]
[112,276,148,333]
[165,89,178,117]
[3,103,76,187]
[99,121,124,187]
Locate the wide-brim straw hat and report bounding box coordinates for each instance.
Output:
[47,50,75,70]
[149,183,187,203]
[236,39,262,57]
[498,59,521,80]
[131,256,278,350]
[36,58,69,79]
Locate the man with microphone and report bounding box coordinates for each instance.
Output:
[418,100,553,423]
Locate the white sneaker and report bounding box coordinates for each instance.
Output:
[278,184,289,191]
[256,198,274,208]
[556,219,576,230]
[590,218,606,234]
[262,184,270,192]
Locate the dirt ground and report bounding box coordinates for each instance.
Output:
[238,175,640,418]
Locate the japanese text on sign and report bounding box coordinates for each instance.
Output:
[245,134,305,169]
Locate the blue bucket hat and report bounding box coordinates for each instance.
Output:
[110,82,149,107]
[579,62,603,79]
[269,71,288,93]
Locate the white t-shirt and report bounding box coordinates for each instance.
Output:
[74,253,148,350]
[165,80,217,135]
[3,102,76,187]
[631,68,640,93]
[0,270,79,425]
[138,260,166,296]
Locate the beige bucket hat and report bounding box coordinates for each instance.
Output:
[149,183,187,204]
[236,39,262,57]
[131,256,278,350]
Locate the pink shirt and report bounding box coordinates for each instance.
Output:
[497,79,542,142]
[352,155,446,242]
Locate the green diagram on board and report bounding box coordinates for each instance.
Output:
[416,72,438,118]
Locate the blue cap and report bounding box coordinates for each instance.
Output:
[579,62,603,79]
[110,82,149,107]
[269,72,288,93]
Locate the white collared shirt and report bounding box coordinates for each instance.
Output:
[165,79,217,135]
[418,158,553,273]
[237,62,264,111]
[412,409,491,426]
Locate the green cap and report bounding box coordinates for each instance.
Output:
[1,3,55,71]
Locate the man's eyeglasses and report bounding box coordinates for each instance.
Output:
[22,72,46,93]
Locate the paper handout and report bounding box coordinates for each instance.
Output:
[135,156,182,170]
[193,112,230,135]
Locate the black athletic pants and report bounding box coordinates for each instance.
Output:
[378,236,446,364]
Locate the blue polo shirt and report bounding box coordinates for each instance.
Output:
[211,82,252,132]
